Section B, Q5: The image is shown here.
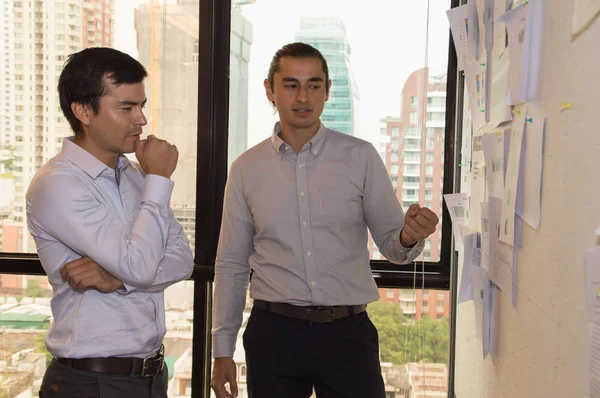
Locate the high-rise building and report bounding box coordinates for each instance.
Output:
[0,0,114,253]
[134,1,253,250]
[295,17,359,136]
[0,0,15,148]
[82,0,114,48]
[373,67,448,321]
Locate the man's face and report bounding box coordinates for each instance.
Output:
[85,79,147,156]
[265,56,330,133]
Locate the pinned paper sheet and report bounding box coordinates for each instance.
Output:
[519,0,545,103]
[587,246,600,396]
[489,197,515,298]
[490,50,512,127]
[482,131,505,199]
[468,0,481,61]
[444,193,470,249]
[499,3,528,105]
[458,232,481,304]
[586,247,600,318]
[499,105,528,246]
[447,4,470,71]
[516,107,546,230]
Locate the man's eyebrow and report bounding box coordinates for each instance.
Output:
[281,77,324,83]
[118,99,147,106]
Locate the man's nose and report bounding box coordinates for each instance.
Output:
[296,86,309,102]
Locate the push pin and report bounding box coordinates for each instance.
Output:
[525,117,533,123]
[560,102,572,111]
[512,109,521,115]
[480,63,486,67]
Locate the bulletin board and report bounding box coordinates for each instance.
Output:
[450,0,600,397]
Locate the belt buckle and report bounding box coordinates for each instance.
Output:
[317,306,335,322]
[141,346,165,378]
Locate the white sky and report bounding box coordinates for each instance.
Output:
[112,0,451,148]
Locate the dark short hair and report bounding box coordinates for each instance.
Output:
[58,47,147,136]
[267,42,330,97]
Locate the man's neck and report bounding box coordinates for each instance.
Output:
[74,135,119,168]
[279,123,320,154]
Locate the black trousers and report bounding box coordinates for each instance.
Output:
[243,306,386,398]
[38,357,168,398]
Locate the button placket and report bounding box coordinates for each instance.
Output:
[296,149,317,299]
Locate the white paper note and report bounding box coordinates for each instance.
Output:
[447,4,470,71]
[444,193,470,248]
[482,130,505,199]
[480,202,490,271]
[499,105,527,245]
[499,3,528,105]
[516,107,545,229]
[459,233,481,304]
[490,50,512,127]
[586,247,600,318]
[490,197,515,297]
[519,0,545,103]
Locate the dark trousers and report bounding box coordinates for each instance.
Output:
[38,358,168,398]
[243,306,386,398]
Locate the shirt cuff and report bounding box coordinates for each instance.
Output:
[401,239,425,262]
[116,283,137,295]
[212,335,236,358]
[142,174,174,206]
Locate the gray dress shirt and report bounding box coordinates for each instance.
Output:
[26,138,194,358]
[212,122,424,358]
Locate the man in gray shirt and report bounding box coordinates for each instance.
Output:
[211,42,439,398]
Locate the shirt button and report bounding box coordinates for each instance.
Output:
[298,164,303,169]
[302,220,307,226]
[284,146,289,151]
[300,191,305,196]
[311,281,316,287]
[307,250,312,256]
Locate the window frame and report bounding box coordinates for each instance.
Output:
[0,0,462,396]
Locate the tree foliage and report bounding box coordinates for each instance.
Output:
[368,299,449,365]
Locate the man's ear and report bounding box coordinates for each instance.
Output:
[264,79,274,103]
[71,102,92,127]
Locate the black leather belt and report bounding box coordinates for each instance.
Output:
[254,299,366,323]
[56,345,165,378]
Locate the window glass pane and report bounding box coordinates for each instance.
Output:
[1,0,198,395]
[0,275,194,397]
[368,288,450,396]
[225,3,448,264]
[1,0,199,254]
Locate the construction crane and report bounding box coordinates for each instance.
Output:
[150,0,160,137]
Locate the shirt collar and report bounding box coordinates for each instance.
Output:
[270,122,327,157]
[60,137,132,179]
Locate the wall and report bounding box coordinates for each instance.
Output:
[454,1,600,397]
